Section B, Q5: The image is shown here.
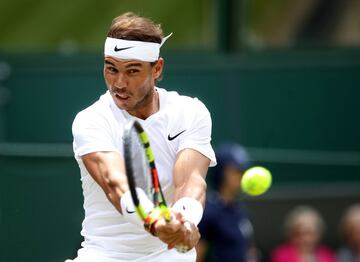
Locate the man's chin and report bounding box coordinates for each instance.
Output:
[112,97,130,110]
[115,103,129,110]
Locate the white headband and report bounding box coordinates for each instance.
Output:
[104,33,172,62]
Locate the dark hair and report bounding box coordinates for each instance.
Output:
[107,12,163,44]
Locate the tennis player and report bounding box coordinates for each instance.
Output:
[66,12,216,262]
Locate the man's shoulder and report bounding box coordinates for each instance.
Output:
[76,92,112,116]
[73,92,116,129]
[158,87,209,114]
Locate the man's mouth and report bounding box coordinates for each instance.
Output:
[115,94,129,99]
[112,91,130,100]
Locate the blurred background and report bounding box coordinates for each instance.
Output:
[0,0,359,261]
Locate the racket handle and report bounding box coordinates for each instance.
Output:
[175,244,190,253]
[174,221,191,253]
[162,208,191,253]
[147,206,190,253]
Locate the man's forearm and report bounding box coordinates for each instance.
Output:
[173,173,207,207]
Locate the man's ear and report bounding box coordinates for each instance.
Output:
[153,58,164,80]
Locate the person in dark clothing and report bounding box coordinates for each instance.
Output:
[197,143,258,262]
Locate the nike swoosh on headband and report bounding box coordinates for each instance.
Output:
[114,46,134,52]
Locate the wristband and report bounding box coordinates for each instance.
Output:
[172,197,203,225]
[120,188,154,226]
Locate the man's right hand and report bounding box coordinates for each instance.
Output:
[151,211,200,251]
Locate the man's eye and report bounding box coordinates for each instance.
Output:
[107,67,118,73]
[128,69,139,74]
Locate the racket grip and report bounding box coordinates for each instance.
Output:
[175,244,190,253]
[175,221,191,253]
[163,208,190,253]
[145,206,172,234]
[144,207,163,233]
[149,207,190,253]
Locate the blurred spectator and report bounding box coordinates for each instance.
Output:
[271,205,335,262]
[196,143,258,262]
[337,204,360,262]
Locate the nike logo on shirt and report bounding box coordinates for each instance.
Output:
[114,46,133,52]
[168,130,186,141]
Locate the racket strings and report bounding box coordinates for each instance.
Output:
[130,128,152,198]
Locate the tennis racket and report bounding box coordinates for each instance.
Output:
[123,119,188,252]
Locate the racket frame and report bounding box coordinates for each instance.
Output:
[123,120,171,227]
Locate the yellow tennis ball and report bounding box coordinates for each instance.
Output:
[241,166,272,196]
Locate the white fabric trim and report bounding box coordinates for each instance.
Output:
[104,33,172,62]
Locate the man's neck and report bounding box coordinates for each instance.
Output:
[128,89,159,119]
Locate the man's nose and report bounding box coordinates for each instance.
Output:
[115,72,128,89]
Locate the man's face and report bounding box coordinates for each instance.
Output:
[103,57,163,113]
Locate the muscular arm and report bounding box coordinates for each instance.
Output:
[154,148,211,249]
[172,148,210,207]
[81,151,129,213]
